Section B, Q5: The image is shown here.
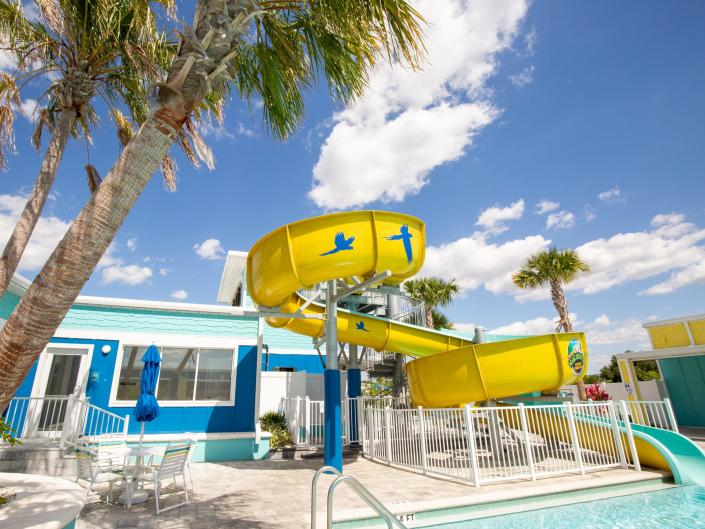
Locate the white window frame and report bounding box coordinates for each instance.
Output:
[108,335,245,408]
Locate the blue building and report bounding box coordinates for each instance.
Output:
[4,251,324,461]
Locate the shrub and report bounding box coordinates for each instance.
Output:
[586,383,610,401]
[259,411,293,449]
[0,417,19,446]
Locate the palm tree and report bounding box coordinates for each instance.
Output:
[430,309,454,330]
[0,0,425,409]
[403,277,460,329]
[0,0,175,299]
[512,247,590,400]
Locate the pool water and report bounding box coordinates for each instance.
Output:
[428,486,705,529]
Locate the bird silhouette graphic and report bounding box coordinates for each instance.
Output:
[386,225,413,263]
[320,232,355,256]
[356,321,370,332]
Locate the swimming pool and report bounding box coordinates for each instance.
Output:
[427,486,705,528]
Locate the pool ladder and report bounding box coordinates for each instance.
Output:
[311,465,408,529]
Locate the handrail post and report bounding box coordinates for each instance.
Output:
[664,398,679,433]
[384,407,393,464]
[311,465,342,529]
[417,407,428,474]
[463,404,481,488]
[123,414,130,437]
[518,404,536,481]
[619,401,641,471]
[565,402,585,475]
[607,402,628,469]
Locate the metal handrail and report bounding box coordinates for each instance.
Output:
[311,465,407,529]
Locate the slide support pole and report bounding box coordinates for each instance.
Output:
[347,344,361,446]
[324,280,343,472]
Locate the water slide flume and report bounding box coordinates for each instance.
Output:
[246,211,587,408]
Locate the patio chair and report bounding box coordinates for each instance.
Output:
[75,444,124,502]
[181,432,198,492]
[138,442,191,515]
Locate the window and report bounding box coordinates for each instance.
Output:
[116,346,146,400]
[114,345,236,404]
[158,348,197,401]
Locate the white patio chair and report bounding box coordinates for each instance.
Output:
[138,442,191,515]
[181,432,198,492]
[75,444,124,502]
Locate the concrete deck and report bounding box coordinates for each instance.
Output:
[76,457,669,529]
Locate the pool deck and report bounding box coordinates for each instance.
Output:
[76,457,669,529]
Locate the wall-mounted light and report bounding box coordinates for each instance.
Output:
[101,344,112,355]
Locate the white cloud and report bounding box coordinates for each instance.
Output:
[309,0,530,209]
[423,231,550,295]
[424,210,705,301]
[490,315,561,335]
[584,204,596,222]
[509,65,534,87]
[193,238,225,260]
[598,186,623,203]
[476,199,525,235]
[641,261,705,295]
[100,264,152,286]
[489,313,648,348]
[546,210,575,230]
[170,289,188,300]
[159,267,171,276]
[535,200,559,215]
[0,193,71,271]
[126,237,137,251]
[17,98,38,122]
[572,212,705,295]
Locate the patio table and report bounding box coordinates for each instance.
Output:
[115,445,165,507]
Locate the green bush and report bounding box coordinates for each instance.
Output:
[259,411,293,449]
[0,417,19,446]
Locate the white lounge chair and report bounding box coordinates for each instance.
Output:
[138,442,191,514]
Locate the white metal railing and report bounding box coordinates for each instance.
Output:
[360,401,635,486]
[2,396,129,447]
[281,397,364,449]
[622,399,678,432]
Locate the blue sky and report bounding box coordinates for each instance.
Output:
[1,0,704,371]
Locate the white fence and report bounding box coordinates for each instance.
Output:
[622,399,678,432]
[281,396,362,448]
[361,401,637,486]
[2,396,129,447]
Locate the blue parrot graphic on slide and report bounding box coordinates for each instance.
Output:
[356,321,370,332]
[386,225,413,263]
[320,232,355,256]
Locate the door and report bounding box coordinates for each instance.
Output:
[28,345,92,439]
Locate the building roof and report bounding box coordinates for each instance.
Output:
[616,312,705,361]
[217,251,247,305]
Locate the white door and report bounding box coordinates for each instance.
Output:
[28,344,93,440]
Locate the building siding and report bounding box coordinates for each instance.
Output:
[61,304,259,337]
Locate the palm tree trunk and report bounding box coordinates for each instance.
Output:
[391,353,406,398]
[0,0,256,410]
[550,281,587,401]
[0,109,76,298]
[0,109,180,409]
[425,308,434,329]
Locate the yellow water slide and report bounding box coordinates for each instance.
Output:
[246,211,587,408]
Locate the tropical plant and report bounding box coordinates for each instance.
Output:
[0,416,19,445]
[431,309,454,330]
[403,277,460,329]
[0,0,180,299]
[0,0,425,410]
[585,383,610,401]
[512,247,590,400]
[259,411,292,449]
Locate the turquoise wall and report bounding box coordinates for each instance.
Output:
[660,355,705,428]
[62,304,259,337]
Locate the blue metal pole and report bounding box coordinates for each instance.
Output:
[324,280,343,471]
[347,344,361,446]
